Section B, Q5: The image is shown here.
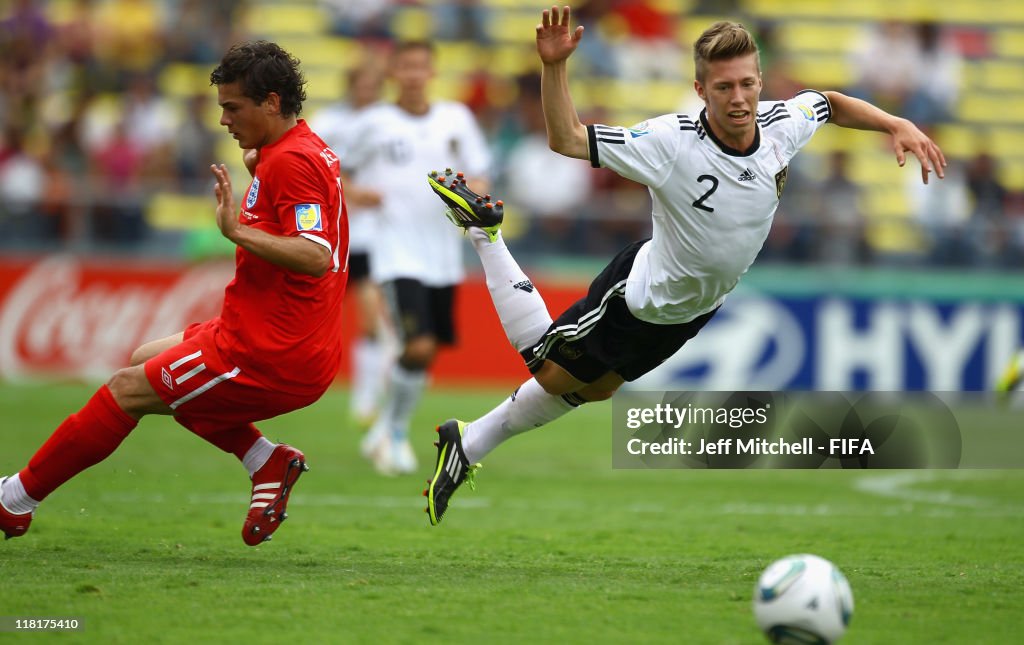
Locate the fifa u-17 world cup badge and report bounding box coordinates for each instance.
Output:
[295,204,323,231]
[246,178,260,209]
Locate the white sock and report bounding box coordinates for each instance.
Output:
[469,229,552,352]
[351,337,385,419]
[0,474,39,515]
[462,378,581,463]
[381,363,427,442]
[243,437,277,478]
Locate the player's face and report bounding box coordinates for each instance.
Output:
[390,48,434,97]
[217,81,277,149]
[695,54,762,149]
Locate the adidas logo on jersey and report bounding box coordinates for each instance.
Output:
[738,168,757,182]
[513,280,535,293]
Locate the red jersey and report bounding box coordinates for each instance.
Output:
[218,120,348,395]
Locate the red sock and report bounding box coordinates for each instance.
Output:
[19,385,138,501]
[176,419,262,461]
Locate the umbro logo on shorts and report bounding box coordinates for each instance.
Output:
[513,280,535,293]
[738,168,756,182]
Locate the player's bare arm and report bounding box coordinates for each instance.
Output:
[822,90,947,184]
[211,163,332,277]
[537,5,589,160]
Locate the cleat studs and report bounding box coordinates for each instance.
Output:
[422,489,428,497]
[496,200,504,207]
[252,525,261,534]
[424,507,429,513]
[438,177,446,184]
[456,172,465,179]
[485,202,493,209]
[433,441,439,447]
[302,463,310,472]
[435,426,440,433]
[280,512,288,522]
[262,535,272,543]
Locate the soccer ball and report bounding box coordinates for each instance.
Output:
[752,554,854,644]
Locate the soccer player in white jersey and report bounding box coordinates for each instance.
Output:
[339,41,492,475]
[422,7,946,525]
[311,63,392,430]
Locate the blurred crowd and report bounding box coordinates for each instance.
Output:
[1,0,1022,269]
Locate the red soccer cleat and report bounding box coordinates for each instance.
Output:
[0,478,32,540]
[242,445,308,546]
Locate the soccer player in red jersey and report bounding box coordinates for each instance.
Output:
[0,41,348,546]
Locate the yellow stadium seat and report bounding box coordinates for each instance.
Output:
[993,29,1024,58]
[788,56,854,89]
[273,36,364,72]
[146,192,216,231]
[245,4,328,37]
[487,10,545,44]
[435,41,485,75]
[998,160,1024,191]
[775,22,861,53]
[159,64,211,98]
[391,6,433,40]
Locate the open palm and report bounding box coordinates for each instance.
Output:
[536,5,584,64]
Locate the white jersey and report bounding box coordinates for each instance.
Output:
[587,89,831,324]
[341,101,491,285]
[309,101,381,254]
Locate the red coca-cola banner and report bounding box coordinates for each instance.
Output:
[0,256,586,386]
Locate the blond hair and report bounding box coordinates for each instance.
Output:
[693,21,760,82]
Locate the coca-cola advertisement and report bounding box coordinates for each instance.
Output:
[0,255,588,385]
[0,256,233,380]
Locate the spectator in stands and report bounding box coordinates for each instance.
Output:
[433,0,492,43]
[908,146,971,266]
[174,93,219,193]
[322,0,395,40]
[0,125,46,242]
[903,22,962,126]
[814,150,870,265]
[572,0,619,78]
[503,74,593,255]
[848,20,962,127]
[964,152,1013,267]
[89,118,148,244]
[611,0,683,81]
[848,21,923,116]
[93,0,167,76]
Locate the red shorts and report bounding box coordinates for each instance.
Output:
[144,320,326,435]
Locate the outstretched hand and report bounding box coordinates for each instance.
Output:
[891,119,947,184]
[210,163,239,241]
[536,5,584,64]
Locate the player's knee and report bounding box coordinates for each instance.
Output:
[534,369,575,396]
[400,336,437,369]
[106,368,142,409]
[128,345,149,367]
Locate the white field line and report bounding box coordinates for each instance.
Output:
[97,474,1024,519]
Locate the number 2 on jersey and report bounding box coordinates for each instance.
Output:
[692,174,719,212]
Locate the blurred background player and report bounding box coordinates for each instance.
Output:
[337,41,491,476]
[0,41,348,546]
[311,60,393,430]
[423,7,946,525]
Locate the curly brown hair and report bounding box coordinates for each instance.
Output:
[210,41,307,117]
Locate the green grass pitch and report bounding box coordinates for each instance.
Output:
[0,382,1021,643]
